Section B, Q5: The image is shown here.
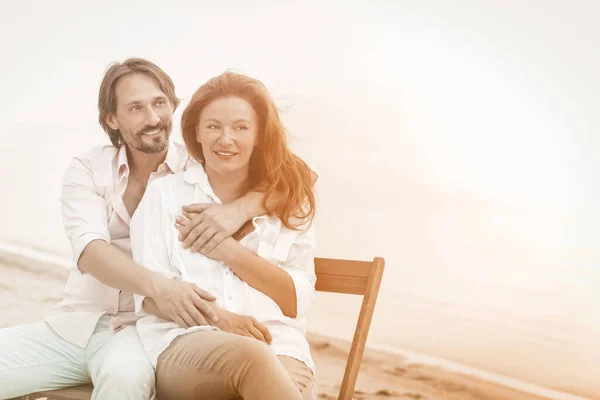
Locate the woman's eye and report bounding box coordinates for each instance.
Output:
[207,124,220,129]
[234,125,249,131]
[130,106,140,112]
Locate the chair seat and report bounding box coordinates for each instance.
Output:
[25,384,93,400]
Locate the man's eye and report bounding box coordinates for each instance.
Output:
[155,100,166,106]
[130,106,140,112]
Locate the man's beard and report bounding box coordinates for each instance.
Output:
[127,121,172,154]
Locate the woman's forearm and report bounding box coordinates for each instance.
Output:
[225,244,298,318]
[142,297,170,320]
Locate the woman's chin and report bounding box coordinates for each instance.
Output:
[205,160,248,175]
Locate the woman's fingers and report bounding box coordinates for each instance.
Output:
[252,318,272,344]
[249,325,267,343]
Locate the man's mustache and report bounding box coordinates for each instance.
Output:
[138,122,169,136]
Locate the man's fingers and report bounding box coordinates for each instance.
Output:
[192,285,216,302]
[173,315,190,329]
[191,228,217,253]
[174,216,191,233]
[249,325,267,343]
[253,319,272,344]
[182,222,208,248]
[184,302,209,326]
[179,312,197,328]
[201,231,227,254]
[183,203,210,213]
[191,293,219,323]
[177,219,198,242]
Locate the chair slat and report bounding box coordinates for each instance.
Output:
[314,258,373,278]
[315,273,368,295]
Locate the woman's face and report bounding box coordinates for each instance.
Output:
[197,96,259,176]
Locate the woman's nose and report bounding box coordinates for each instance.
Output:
[220,127,234,143]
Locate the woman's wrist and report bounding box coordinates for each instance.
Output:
[221,238,246,267]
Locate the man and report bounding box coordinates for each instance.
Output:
[0,58,271,399]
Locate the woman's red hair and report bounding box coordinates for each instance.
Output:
[181,72,316,230]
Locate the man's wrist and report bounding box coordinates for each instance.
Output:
[239,191,268,220]
[236,195,254,222]
[145,271,166,299]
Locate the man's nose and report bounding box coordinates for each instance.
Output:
[145,107,160,126]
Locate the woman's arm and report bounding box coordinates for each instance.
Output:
[203,225,317,319]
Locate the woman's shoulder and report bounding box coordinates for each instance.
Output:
[254,214,315,241]
[144,171,197,213]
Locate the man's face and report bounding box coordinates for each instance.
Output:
[107,73,173,154]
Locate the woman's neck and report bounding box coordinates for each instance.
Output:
[205,165,250,204]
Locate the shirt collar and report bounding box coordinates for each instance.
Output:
[183,163,272,225]
[164,141,184,174]
[183,163,221,203]
[117,144,129,178]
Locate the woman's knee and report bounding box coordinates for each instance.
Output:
[229,336,274,366]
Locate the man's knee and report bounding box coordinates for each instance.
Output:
[96,353,154,390]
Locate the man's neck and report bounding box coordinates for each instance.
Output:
[127,146,167,180]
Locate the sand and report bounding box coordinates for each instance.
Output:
[0,252,552,400]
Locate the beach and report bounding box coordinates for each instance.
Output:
[0,251,556,400]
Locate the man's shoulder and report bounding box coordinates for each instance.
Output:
[72,144,119,166]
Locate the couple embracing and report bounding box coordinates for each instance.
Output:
[0,58,317,400]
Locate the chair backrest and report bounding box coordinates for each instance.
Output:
[314,257,385,400]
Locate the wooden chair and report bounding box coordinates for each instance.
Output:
[16,256,385,400]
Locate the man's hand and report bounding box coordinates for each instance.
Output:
[151,274,219,328]
[197,237,240,263]
[213,307,272,344]
[176,202,248,253]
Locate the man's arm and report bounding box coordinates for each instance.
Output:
[143,297,272,344]
[177,167,318,253]
[61,156,218,326]
[79,240,217,326]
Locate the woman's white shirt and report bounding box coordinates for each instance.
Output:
[130,164,317,372]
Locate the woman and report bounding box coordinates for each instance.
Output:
[130,71,317,400]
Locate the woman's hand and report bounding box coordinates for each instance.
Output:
[176,202,248,253]
[212,306,272,344]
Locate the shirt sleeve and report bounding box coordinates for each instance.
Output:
[274,224,317,319]
[61,156,111,270]
[130,179,181,316]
